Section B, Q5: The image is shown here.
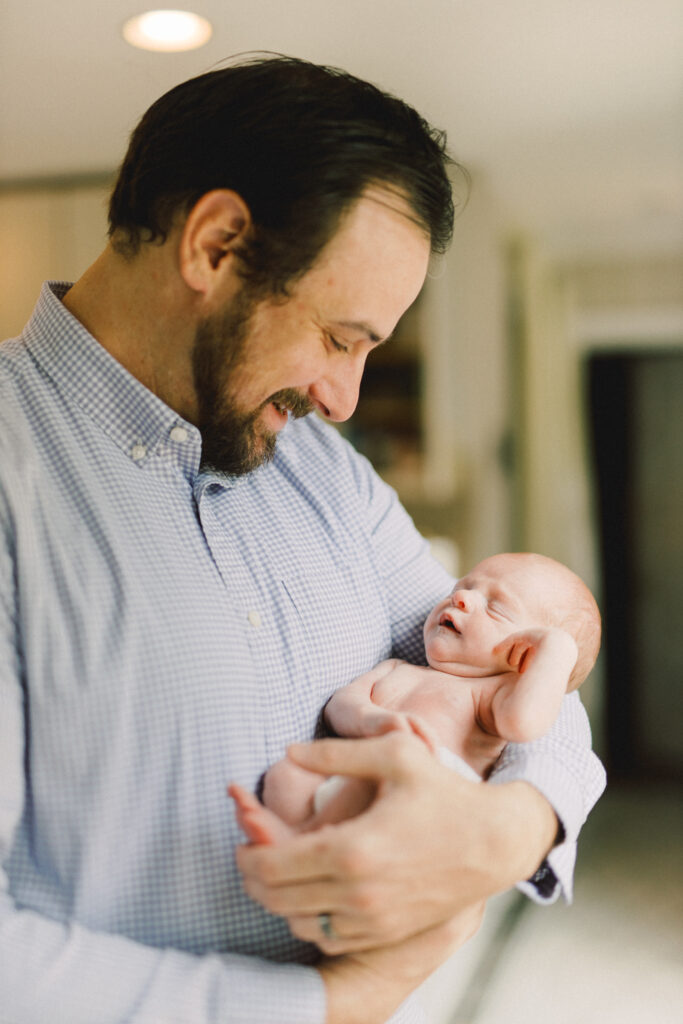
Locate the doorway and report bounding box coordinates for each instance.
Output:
[589,349,683,782]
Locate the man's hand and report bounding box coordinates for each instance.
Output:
[235,732,558,953]
[357,707,416,738]
[319,903,485,1024]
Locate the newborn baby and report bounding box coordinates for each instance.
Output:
[231,551,601,844]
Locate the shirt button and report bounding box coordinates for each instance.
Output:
[247,610,262,628]
[170,425,188,443]
[130,443,147,461]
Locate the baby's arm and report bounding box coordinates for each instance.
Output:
[324,659,411,738]
[489,628,579,742]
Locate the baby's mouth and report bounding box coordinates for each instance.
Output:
[439,613,460,634]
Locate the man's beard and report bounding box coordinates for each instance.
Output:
[192,288,313,476]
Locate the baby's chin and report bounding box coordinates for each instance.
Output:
[425,647,495,678]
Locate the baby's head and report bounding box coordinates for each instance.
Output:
[424,551,601,688]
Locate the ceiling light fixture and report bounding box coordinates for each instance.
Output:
[122,9,213,52]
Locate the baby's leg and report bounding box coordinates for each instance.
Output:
[261,757,328,825]
[264,758,376,830]
[229,756,328,846]
[229,773,378,846]
[308,774,376,827]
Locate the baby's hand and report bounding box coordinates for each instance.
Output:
[494,627,577,675]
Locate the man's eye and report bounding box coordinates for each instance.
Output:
[328,333,348,354]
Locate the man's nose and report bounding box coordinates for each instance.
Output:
[308,356,366,423]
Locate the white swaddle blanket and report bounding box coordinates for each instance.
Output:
[435,746,482,782]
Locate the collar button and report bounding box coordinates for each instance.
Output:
[170,425,188,443]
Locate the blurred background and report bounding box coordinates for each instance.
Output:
[1,1,681,1020]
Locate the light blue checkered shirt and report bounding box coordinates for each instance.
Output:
[0,283,605,1024]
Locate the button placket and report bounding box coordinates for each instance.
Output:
[130,443,147,461]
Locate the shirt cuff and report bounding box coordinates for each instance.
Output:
[487,747,604,905]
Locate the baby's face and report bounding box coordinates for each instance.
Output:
[423,554,548,676]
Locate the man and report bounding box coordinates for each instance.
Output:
[0,56,605,1023]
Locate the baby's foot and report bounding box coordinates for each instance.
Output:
[228,783,294,845]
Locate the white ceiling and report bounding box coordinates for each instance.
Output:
[2,0,682,259]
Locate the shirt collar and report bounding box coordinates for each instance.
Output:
[23,282,203,480]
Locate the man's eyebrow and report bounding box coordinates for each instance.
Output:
[334,320,391,345]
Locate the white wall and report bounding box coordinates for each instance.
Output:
[419,172,513,569]
[0,181,111,341]
[511,247,683,729]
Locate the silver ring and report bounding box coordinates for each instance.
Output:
[318,912,337,941]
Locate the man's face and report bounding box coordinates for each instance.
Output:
[191,286,314,475]
[193,188,431,475]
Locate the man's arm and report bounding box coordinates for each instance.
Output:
[319,903,484,1024]
[488,690,606,904]
[0,902,327,1024]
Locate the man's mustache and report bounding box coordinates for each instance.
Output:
[266,388,315,419]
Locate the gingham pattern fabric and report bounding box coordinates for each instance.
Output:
[0,283,605,1024]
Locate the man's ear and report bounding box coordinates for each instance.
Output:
[179,190,251,295]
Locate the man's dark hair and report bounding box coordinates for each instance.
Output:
[108,54,461,294]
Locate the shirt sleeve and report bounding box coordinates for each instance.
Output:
[342,435,606,905]
[0,447,326,1024]
[0,904,325,1024]
[488,691,607,904]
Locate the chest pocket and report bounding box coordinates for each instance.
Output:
[281,556,392,707]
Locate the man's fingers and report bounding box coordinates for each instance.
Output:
[237,860,411,953]
[287,732,431,783]
[236,835,331,884]
[239,872,347,917]
[288,900,487,958]
[287,912,391,954]
[235,819,369,886]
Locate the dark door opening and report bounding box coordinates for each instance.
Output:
[589,349,683,783]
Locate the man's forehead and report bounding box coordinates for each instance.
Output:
[299,190,430,345]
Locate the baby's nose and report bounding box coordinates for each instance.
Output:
[452,589,481,612]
